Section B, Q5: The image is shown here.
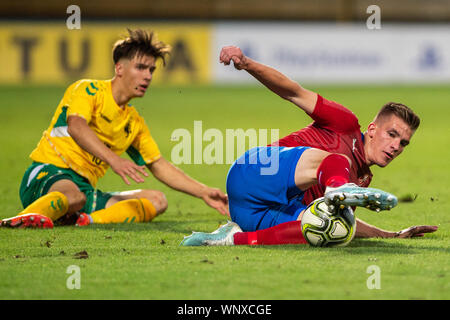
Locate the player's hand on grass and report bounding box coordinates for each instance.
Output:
[110,156,149,185]
[220,46,248,70]
[201,187,230,217]
[394,225,438,238]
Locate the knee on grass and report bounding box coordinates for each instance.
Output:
[65,191,87,214]
[139,189,168,215]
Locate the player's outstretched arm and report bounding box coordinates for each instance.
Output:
[219,45,318,114]
[147,157,229,216]
[355,218,438,238]
[393,225,439,238]
[67,115,148,185]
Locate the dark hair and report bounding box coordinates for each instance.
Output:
[375,102,420,131]
[112,29,171,65]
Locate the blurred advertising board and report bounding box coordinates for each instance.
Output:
[1,21,449,85]
[212,22,450,84]
[0,22,211,85]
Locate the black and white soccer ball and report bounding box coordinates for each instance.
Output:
[301,197,356,247]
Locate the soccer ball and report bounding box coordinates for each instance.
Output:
[301,197,356,247]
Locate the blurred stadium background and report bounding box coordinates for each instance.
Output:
[1,1,449,301]
[0,0,449,86]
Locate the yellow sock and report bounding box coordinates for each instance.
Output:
[89,198,157,224]
[20,191,69,221]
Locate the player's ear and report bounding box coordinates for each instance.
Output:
[115,63,122,76]
[115,60,126,77]
[367,122,377,138]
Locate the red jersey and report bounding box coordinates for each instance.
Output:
[272,95,373,205]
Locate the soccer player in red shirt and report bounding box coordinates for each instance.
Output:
[181,46,438,246]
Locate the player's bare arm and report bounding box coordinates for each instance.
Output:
[147,157,229,216]
[219,45,318,114]
[355,218,438,238]
[67,115,149,185]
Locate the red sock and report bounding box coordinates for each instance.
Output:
[233,221,307,245]
[317,154,350,188]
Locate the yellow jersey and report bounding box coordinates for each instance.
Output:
[30,79,161,187]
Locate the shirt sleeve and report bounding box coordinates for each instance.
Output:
[65,80,98,123]
[310,95,360,133]
[126,118,161,166]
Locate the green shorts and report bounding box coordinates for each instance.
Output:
[19,162,114,213]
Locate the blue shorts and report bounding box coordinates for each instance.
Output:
[226,146,309,231]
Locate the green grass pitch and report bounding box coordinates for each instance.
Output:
[0,83,448,300]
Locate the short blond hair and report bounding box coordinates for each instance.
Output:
[375,102,420,131]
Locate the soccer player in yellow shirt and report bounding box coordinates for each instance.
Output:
[1,29,229,228]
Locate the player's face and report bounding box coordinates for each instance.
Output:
[366,115,414,167]
[117,54,157,98]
